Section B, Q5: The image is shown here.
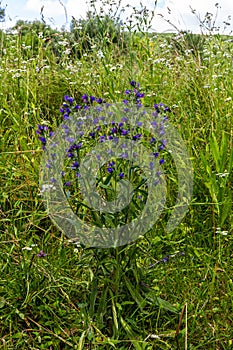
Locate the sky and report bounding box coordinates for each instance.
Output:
[1,0,232,34]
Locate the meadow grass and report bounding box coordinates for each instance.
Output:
[0,13,233,350]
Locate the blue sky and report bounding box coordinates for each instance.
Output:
[1,0,232,34]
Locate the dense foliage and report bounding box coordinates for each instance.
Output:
[0,4,233,349]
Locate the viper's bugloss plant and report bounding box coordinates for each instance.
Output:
[38,81,171,227]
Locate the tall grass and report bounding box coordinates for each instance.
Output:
[0,3,233,349]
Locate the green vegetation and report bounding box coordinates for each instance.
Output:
[0,3,233,349]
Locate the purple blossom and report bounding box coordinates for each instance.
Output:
[150,137,156,143]
[89,131,96,138]
[151,121,157,128]
[66,137,75,143]
[121,152,128,159]
[121,129,129,136]
[130,80,137,87]
[37,250,47,258]
[99,135,106,142]
[71,161,79,169]
[111,127,117,134]
[67,152,74,158]
[82,94,88,102]
[133,133,142,140]
[64,95,74,104]
[39,136,46,144]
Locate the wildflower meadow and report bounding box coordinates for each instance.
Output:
[0,1,233,349]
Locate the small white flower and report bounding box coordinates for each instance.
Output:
[40,184,56,194]
[97,50,104,58]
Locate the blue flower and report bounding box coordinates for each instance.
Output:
[82,94,88,102]
[130,80,136,87]
[89,131,96,138]
[99,135,106,142]
[111,127,117,134]
[136,92,144,98]
[150,137,156,144]
[151,121,157,128]
[133,133,142,140]
[121,129,129,136]
[96,98,103,104]
[119,172,124,179]
[39,136,46,144]
[64,95,74,104]
[121,152,128,159]
[71,161,79,169]
[67,152,74,158]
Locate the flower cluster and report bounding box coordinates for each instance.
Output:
[36,124,54,150]
[38,81,171,210]
[124,80,145,107]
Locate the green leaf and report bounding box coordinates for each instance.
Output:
[124,276,146,310]
[0,297,6,308]
[143,290,178,313]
